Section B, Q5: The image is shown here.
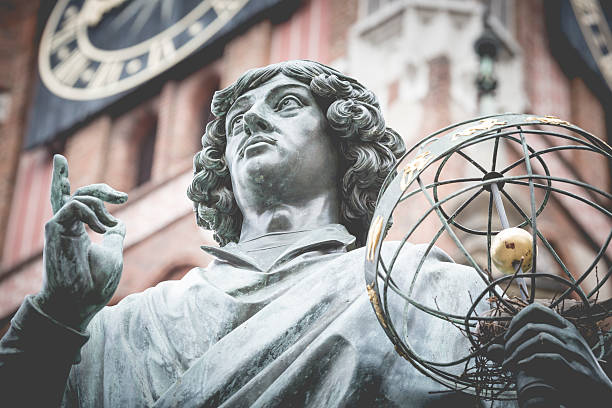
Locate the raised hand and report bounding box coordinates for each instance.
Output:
[33,155,128,332]
[495,302,612,407]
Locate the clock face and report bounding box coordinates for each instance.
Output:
[39,0,248,100]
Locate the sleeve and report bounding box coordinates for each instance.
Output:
[0,295,89,407]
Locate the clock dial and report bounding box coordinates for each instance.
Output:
[39,0,248,100]
[84,0,202,51]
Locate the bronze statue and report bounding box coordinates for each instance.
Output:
[1,61,610,407]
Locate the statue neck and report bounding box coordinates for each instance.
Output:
[238,191,341,242]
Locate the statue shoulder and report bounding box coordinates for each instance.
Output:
[374,242,485,294]
[95,266,206,319]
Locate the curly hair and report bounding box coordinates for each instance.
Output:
[187,60,405,247]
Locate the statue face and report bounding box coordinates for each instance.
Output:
[224,74,338,206]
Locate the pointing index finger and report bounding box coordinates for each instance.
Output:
[73,184,128,204]
[51,154,71,214]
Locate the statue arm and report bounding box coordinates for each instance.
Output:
[0,154,127,406]
[0,296,89,406]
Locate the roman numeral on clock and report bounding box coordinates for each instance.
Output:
[211,0,242,15]
[148,37,176,69]
[87,61,124,88]
[53,49,90,86]
[51,11,79,51]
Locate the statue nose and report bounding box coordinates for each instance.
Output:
[244,110,272,135]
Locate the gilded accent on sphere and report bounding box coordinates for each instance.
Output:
[399,151,432,191]
[527,115,572,126]
[366,215,384,262]
[450,118,507,141]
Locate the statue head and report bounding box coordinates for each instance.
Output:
[188,60,405,246]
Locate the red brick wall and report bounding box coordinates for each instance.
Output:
[64,116,112,189]
[0,1,39,257]
[516,0,611,297]
[570,78,610,190]
[517,0,609,214]
[329,0,358,61]
[1,149,52,271]
[516,0,572,119]
[418,56,451,138]
[222,21,272,87]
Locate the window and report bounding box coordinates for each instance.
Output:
[135,117,157,187]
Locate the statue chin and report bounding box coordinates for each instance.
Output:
[242,151,294,187]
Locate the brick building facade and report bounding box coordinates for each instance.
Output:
[0,0,610,338]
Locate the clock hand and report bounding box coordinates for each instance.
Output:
[131,1,159,36]
[80,0,130,27]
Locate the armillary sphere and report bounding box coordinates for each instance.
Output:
[364,113,612,401]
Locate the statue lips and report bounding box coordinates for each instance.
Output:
[239,135,277,158]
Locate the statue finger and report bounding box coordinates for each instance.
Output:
[506,303,568,340]
[73,196,118,227]
[51,154,71,214]
[56,200,107,234]
[486,343,505,364]
[512,353,577,380]
[505,322,581,354]
[73,184,128,204]
[503,332,589,371]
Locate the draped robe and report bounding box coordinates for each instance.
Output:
[2,224,515,407]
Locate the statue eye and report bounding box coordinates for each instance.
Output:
[277,95,302,111]
[230,115,244,134]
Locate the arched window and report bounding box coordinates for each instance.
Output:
[106,100,159,192]
[135,116,158,187]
